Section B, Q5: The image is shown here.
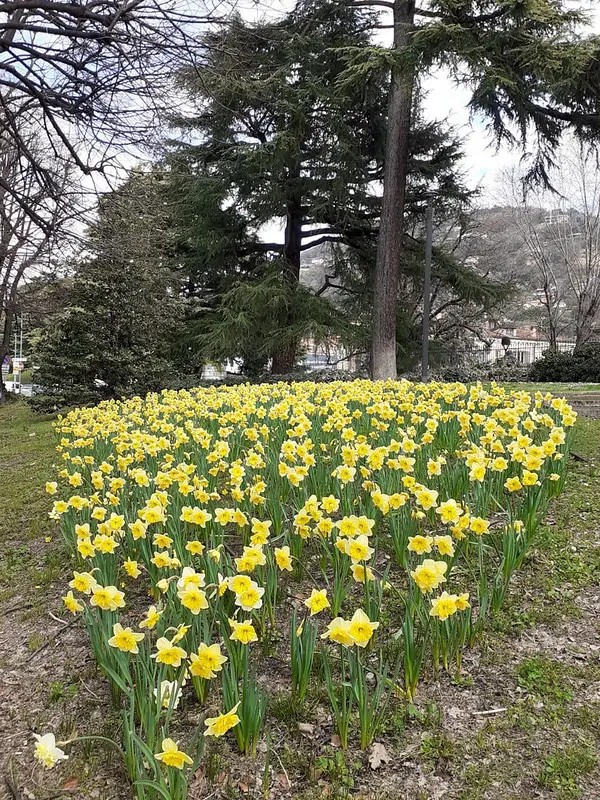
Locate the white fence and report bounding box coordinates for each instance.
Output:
[472,339,574,366]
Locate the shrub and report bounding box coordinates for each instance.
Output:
[433,355,529,384]
[487,355,530,383]
[530,344,600,383]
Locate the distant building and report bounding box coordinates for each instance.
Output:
[301,337,360,372]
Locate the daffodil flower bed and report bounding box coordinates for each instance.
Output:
[38,380,574,798]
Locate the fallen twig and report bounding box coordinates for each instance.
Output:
[472,707,507,716]
[23,616,79,664]
[570,450,591,463]
[271,743,292,791]
[78,677,102,701]
[48,611,70,626]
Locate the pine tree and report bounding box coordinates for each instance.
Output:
[31,170,182,408]
[165,0,387,373]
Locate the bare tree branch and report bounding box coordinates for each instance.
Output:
[0,1,219,227]
[0,121,72,401]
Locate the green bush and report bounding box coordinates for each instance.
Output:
[530,345,600,383]
[487,356,531,383]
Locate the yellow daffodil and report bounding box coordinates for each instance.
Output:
[204,702,241,738]
[344,534,374,563]
[228,618,258,645]
[123,559,141,578]
[347,608,379,647]
[77,538,95,558]
[90,585,125,611]
[139,605,163,629]
[186,540,204,555]
[155,738,193,769]
[152,637,187,667]
[228,574,253,594]
[522,470,538,486]
[178,584,209,615]
[69,570,97,595]
[321,616,355,647]
[190,643,228,679]
[351,563,375,583]
[430,591,458,621]
[62,590,83,614]
[434,535,455,556]
[234,583,265,611]
[504,476,522,492]
[436,499,462,525]
[274,545,293,571]
[304,588,330,616]
[407,535,433,555]
[410,559,448,593]
[469,517,490,535]
[108,623,144,654]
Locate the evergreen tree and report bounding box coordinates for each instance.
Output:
[31,170,182,408]
[166,0,387,373]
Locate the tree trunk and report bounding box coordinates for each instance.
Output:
[0,366,7,405]
[542,283,558,350]
[0,312,12,405]
[574,287,600,349]
[575,291,591,350]
[370,0,415,380]
[271,196,302,375]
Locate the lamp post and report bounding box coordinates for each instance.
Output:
[421,204,434,382]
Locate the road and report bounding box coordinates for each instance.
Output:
[3,382,33,397]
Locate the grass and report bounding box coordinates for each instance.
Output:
[48,679,78,704]
[538,744,597,799]
[0,401,55,539]
[1,396,599,800]
[419,730,457,764]
[498,382,600,394]
[0,401,56,594]
[515,656,573,705]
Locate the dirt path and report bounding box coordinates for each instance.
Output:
[0,405,128,800]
